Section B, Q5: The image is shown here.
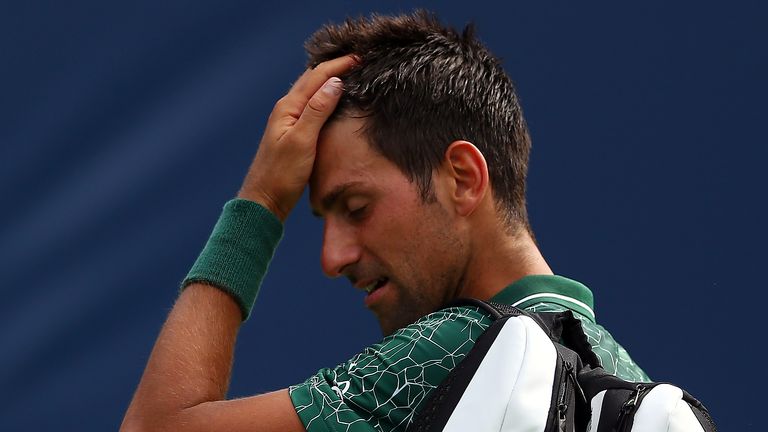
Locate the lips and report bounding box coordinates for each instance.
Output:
[362,277,388,294]
[363,278,389,308]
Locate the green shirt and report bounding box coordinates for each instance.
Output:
[289,275,649,432]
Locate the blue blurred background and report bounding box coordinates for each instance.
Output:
[1,1,765,430]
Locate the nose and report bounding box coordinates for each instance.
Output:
[320,217,362,278]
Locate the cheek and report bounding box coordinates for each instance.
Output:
[363,195,462,278]
[364,200,418,248]
[412,210,466,280]
[393,207,463,279]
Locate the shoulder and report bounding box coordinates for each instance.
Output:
[307,305,492,383]
[524,301,650,382]
[382,305,492,352]
[289,306,492,432]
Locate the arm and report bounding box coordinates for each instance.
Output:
[120,55,357,432]
[121,284,300,432]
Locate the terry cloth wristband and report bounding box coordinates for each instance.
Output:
[181,198,284,321]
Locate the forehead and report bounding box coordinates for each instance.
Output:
[309,117,404,212]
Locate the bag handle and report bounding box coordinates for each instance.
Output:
[442,298,602,369]
[548,310,602,369]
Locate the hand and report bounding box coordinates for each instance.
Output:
[238,55,357,222]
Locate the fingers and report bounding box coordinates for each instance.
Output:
[287,55,356,107]
[291,77,344,141]
[242,76,344,220]
[237,57,355,222]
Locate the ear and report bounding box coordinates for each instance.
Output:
[441,140,490,217]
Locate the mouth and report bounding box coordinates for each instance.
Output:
[361,277,388,295]
[362,277,390,309]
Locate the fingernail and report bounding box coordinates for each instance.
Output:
[322,77,343,96]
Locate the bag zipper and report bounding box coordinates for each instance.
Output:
[556,362,575,432]
[616,384,647,432]
[545,358,566,432]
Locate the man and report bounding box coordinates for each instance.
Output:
[121,11,648,432]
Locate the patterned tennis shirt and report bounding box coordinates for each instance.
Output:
[289,275,649,432]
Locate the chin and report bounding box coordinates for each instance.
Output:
[376,316,398,337]
[376,294,448,336]
[376,310,424,337]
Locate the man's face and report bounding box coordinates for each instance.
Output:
[309,117,468,336]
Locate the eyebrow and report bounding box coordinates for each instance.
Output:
[311,181,365,218]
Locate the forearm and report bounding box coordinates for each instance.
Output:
[121,283,241,430]
[122,198,285,431]
[121,56,353,432]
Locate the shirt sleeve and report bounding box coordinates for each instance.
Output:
[288,307,491,432]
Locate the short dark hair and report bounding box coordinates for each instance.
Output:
[306,10,532,231]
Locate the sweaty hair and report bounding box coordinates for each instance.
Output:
[305,10,532,231]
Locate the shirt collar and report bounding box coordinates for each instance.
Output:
[489,275,596,322]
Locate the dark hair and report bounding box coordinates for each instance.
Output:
[306,10,532,231]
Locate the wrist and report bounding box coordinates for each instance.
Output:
[181,198,284,320]
[237,187,288,223]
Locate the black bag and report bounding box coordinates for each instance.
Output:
[409,299,716,432]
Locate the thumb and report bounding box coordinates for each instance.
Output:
[292,77,343,138]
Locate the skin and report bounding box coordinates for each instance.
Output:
[121,55,552,431]
[309,117,553,335]
[309,117,469,335]
[120,56,355,432]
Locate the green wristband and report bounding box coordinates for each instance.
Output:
[181,198,284,321]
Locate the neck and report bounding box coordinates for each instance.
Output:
[458,223,553,301]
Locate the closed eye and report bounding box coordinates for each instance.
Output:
[347,205,368,221]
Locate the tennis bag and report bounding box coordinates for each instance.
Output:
[409,299,716,432]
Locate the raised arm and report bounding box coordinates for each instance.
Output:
[120,55,357,432]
